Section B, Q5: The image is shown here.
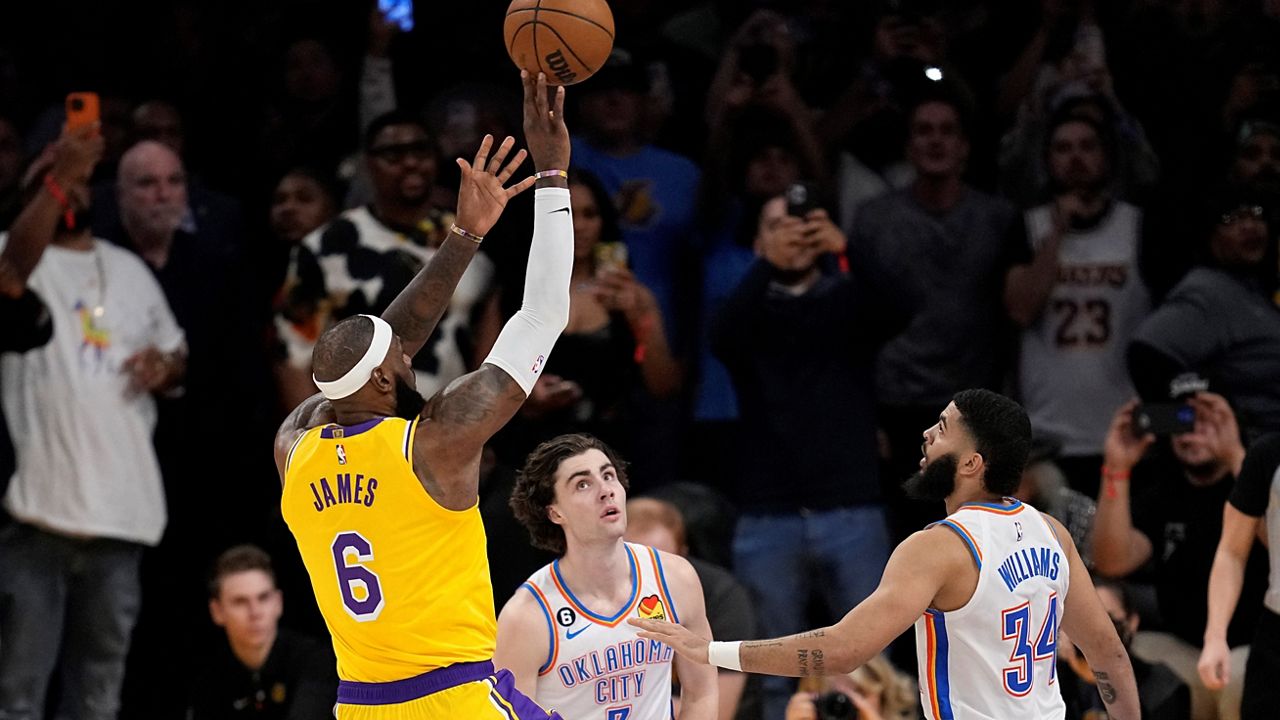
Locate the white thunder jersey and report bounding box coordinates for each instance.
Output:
[915,499,1070,720]
[1019,201,1150,456]
[521,542,678,719]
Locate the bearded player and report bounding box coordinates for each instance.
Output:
[633,390,1140,720]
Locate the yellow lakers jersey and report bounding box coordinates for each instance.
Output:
[281,416,496,682]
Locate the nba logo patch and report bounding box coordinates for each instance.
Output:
[531,354,546,374]
[1015,521,1023,542]
[336,444,347,465]
[637,594,666,621]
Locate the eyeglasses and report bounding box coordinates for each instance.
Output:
[1220,205,1265,225]
[368,140,434,164]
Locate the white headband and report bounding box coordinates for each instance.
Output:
[313,315,394,400]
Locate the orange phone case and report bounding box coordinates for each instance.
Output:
[65,92,100,132]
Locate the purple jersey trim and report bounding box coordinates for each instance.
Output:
[320,417,385,439]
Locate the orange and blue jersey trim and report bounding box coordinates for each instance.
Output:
[550,545,640,627]
[959,497,1025,515]
[521,582,559,675]
[922,609,955,720]
[934,519,982,569]
[647,547,680,624]
[1036,510,1065,553]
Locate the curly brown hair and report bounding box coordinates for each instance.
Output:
[509,433,630,555]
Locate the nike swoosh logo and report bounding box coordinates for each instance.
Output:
[549,207,570,215]
[566,626,589,640]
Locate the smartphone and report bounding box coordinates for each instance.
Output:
[1133,403,1196,436]
[785,182,817,218]
[378,0,414,31]
[594,242,628,275]
[65,92,100,132]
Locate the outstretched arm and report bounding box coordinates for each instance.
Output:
[416,71,573,502]
[632,527,965,677]
[382,134,533,357]
[1051,514,1141,720]
[1,126,102,295]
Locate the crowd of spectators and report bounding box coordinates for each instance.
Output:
[3,1,1280,718]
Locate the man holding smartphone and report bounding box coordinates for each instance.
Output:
[710,192,905,718]
[0,117,188,719]
[1090,393,1268,719]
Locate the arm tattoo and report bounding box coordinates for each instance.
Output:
[812,649,825,676]
[796,630,826,639]
[743,640,784,649]
[1094,671,1118,704]
[419,365,528,462]
[382,238,479,356]
[797,649,809,676]
[426,366,524,427]
[286,394,333,432]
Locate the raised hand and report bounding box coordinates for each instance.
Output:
[49,124,104,187]
[367,4,398,58]
[521,71,570,172]
[802,208,847,256]
[453,134,534,237]
[629,618,710,665]
[594,268,658,322]
[1102,400,1154,473]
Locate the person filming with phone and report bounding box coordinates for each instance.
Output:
[1090,392,1268,720]
[709,189,907,718]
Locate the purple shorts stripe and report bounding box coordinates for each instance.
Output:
[337,660,495,705]
[490,668,564,720]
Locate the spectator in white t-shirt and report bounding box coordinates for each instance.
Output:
[0,124,186,720]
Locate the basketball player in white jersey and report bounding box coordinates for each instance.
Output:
[633,390,1140,720]
[495,433,718,719]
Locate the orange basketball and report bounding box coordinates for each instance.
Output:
[504,0,615,86]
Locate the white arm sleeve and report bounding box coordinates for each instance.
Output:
[483,187,573,395]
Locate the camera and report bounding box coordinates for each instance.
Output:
[1132,403,1196,437]
[815,691,859,720]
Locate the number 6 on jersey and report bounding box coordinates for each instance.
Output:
[333,531,386,621]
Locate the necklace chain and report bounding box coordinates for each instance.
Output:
[91,244,106,318]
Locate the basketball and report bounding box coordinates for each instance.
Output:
[504,0,615,86]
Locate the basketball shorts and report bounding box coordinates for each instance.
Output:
[336,660,563,719]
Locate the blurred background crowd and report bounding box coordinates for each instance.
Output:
[2,0,1280,718]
